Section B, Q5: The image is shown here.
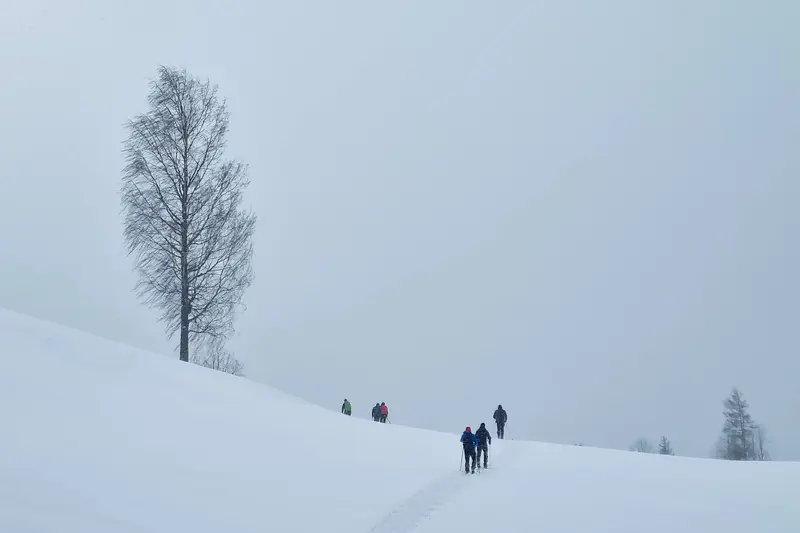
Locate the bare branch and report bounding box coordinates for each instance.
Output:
[190,339,245,377]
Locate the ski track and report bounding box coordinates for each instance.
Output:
[366,443,517,533]
[366,471,469,533]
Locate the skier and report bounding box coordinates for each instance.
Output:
[460,426,479,473]
[371,402,381,422]
[341,399,351,416]
[493,404,507,439]
[475,422,492,468]
[379,402,389,423]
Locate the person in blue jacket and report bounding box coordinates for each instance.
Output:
[460,426,479,474]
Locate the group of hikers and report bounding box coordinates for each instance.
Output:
[460,404,507,474]
[339,399,510,473]
[340,399,390,423]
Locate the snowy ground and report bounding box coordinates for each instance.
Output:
[1,308,797,532]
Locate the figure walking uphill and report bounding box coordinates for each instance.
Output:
[475,422,491,468]
[379,402,389,423]
[460,426,479,474]
[371,402,381,422]
[493,404,507,439]
[341,399,351,416]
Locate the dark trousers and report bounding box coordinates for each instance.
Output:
[477,444,488,466]
[463,446,476,472]
[373,414,380,421]
[380,414,387,423]
[497,423,505,439]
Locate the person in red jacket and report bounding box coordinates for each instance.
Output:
[460,426,479,474]
[379,402,389,423]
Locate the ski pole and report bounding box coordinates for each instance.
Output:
[460,448,464,471]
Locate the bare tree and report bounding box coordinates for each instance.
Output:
[658,436,674,455]
[121,66,256,362]
[630,437,654,453]
[192,340,244,376]
[753,424,770,461]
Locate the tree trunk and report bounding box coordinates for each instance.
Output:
[180,223,190,362]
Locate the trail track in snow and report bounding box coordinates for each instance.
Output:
[366,442,519,533]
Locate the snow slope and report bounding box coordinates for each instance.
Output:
[1,308,798,532]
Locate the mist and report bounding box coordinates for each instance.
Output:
[1,0,798,459]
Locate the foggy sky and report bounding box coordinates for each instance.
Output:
[1,0,798,459]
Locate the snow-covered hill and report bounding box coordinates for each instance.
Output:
[1,308,797,532]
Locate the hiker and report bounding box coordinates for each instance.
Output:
[371,402,381,422]
[475,422,492,468]
[493,404,507,439]
[379,402,389,423]
[460,426,478,473]
[341,399,351,416]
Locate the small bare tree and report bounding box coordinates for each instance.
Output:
[122,66,255,362]
[630,437,654,453]
[192,340,244,376]
[753,424,770,461]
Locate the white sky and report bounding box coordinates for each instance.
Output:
[1,0,798,459]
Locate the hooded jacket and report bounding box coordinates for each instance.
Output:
[475,424,492,446]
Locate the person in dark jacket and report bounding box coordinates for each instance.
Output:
[493,404,507,439]
[341,399,351,416]
[475,422,492,468]
[371,403,381,422]
[460,426,479,474]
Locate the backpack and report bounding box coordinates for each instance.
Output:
[461,431,476,450]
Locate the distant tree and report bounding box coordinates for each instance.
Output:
[630,437,654,453]
[753,424,770,461]
[192,340,244,376]
[716,388,761,460]
[121,66,256,362]
[658,436,674,455]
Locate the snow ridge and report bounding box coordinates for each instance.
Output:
[2,308,799,533]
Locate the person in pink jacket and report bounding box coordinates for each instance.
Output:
[379,402,389,423]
